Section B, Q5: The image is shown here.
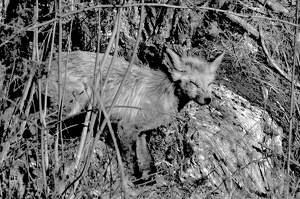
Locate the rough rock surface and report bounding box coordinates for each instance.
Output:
[176,84,283,197]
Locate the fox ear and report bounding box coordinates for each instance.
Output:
[166,49,184,71]
[166,48,186,81]
[209,52,224,73]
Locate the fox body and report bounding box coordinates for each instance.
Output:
[48,49,223,132]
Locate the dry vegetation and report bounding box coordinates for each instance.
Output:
[0,0,299,198]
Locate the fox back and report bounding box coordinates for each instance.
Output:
[47,49,224,131]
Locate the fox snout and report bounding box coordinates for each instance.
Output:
[185,84,213,106]
[195,93,212,105]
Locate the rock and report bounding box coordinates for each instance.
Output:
[179,84,283,197]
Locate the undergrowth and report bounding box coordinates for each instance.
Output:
[0,0,299,198]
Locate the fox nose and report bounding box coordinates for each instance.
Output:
[196,95,212,105]
[204,97,211,105]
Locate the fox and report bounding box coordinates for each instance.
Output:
[47,48,224,177]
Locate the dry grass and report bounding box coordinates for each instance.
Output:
[0,0,300,198]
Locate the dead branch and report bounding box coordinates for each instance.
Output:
[255,0,289,14]
[259,26,300,88]
[225,14,259,38]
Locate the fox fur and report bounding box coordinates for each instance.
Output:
[47,49,224,132]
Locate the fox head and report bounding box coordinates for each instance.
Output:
[166,48,224,106]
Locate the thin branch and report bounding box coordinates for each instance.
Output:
[286,0,299,197]
[225,13,259,38]
[0,3,294,32]
[259,25,300,88]
[255,0,289,14]
[1,3,299,50]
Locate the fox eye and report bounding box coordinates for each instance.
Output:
[190,81,198,87]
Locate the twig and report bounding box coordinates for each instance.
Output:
[2,3,296,32]
[286,0,299,197]
[69,2,126,198]
[255,0,289,14]
[259,25,300,88]
[225,13,259,38]
[98,0,146,197]
[237,0,267,15]
[32,1,48,196]
[1,3,299,50]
